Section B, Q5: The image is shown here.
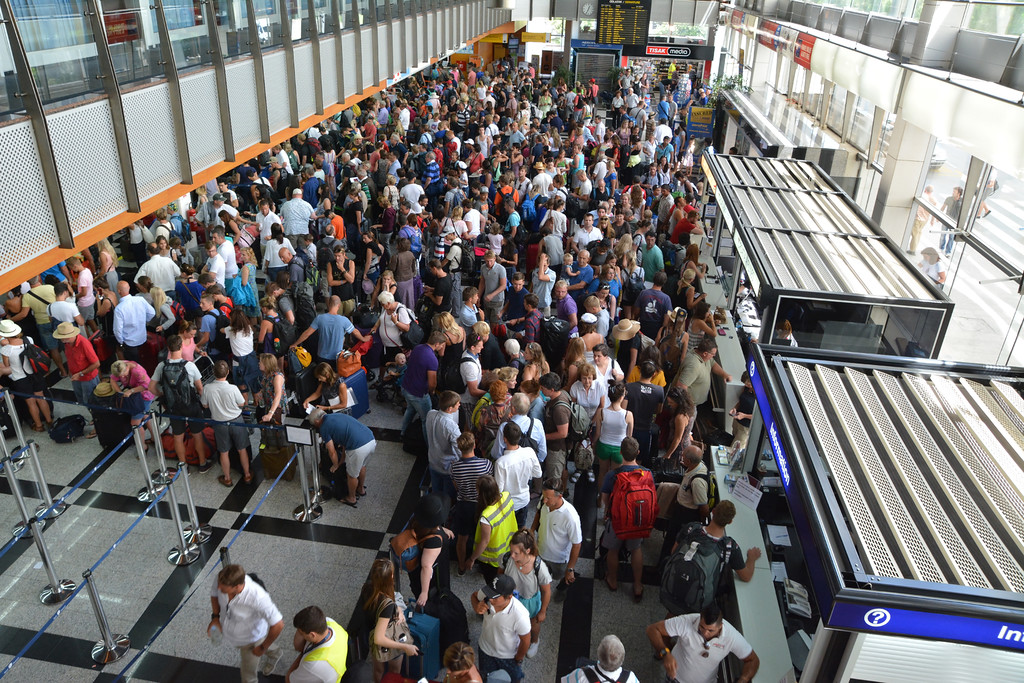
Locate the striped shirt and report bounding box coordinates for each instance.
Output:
[450,456,493,503]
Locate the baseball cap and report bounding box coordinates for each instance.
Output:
[481,574,516,600]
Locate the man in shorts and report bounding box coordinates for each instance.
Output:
[309,408,377,508]
[540,372,570,488]
[449,432,493,574]
[202,360,252,486]
[149,334,211,472]
[599,437,646,598]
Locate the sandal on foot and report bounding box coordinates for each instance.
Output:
[633,589,644,604]
[217,475,233,487]
[31,423,45,432]
[243,474,253,484]
[356,486,367,497]
[603,577,618,592]
[341,499,358,508]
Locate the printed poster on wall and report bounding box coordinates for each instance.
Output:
[794,33,816,69]
[104,10,140,44]
[687,106,714,139]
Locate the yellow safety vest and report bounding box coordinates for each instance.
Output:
[303,618,349,683]
[476,491,517,566]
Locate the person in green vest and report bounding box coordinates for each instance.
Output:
[465,475,518,584]
[285,605,348,683]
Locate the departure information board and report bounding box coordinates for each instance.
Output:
[596,0,651,46]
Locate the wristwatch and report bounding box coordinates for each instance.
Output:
[655,647,670,660]
[567,568,575,575]
[211,612,220,620]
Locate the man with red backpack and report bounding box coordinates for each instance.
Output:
[600,436,658,601]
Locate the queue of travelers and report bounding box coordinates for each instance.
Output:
[1,57,762,683]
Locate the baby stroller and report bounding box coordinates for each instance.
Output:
[375,366,407,411]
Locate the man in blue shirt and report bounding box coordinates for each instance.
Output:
[310,408,377,507]
[292,296,367,366]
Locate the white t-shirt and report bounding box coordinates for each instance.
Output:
[226,327,255,358]
[47,300,80,324]
[665,614,753,683]
[218,240,239,278]
[210,575,283,648]
[561,666,640,683]
[532,172,553,196]
[459,352,482,405]
[463,209,483,239]
[575,226,603,251]
[400,183,425,213]
[202,379,245,422]
[265,238,296,269]
[478,595,531,660]
[206,253,226,287]
[256,211,281,243]
[378,305,413,349]
[537,500,583,564]
[494,446,541,512]
[275,150,293,175]
[1,342,29,381]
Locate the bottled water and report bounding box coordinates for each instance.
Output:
[210,624,223,646]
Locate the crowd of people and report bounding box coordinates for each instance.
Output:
[2,57,767,683]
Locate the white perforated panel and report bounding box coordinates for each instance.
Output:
[48,99,129,233]
[341,32,358,97]
[361,27,375,87]
[377,22,389,79]
[226,60,261,153]
[180,70,226,175]
[0,121,61,269]
[425,12,435,59]
[403,18,413,70]
[320,36,339,107]
[294,43,317,120]
[264,50,292,132]
[390,22,402,77]
[122,84,183,200]
[416,15,427,65]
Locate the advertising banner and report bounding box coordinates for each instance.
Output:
[104,10,140,44]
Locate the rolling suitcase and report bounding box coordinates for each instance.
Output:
[342,368,369,419]
[139,331,166,375]
[194,355,215,383]
[405,609,440,680]
[261,445,296,481]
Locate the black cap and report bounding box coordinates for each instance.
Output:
[481,574,516,599]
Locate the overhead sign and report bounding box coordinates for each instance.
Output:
[621,44,716,61]
[687,106,714,138]
[481,34,507,43]
[829,601,1024,652]
[104,10,140,44]
[520,32,550,43]
[749,356,791,493]
[596,0,651,46]
[571,39,622,51]
[758,19,780,49]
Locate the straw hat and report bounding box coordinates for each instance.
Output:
[611,319,641,341]
[93,381,116,398]
[52,322,81,340]
[0,320,22,338]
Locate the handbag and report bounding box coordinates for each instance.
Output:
[337,351,363,378]
[372,598,411,662]
[115,391,145,416]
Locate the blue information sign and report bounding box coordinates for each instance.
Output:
[748,357,793,496]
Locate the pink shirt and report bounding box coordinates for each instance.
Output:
[181,336,196,361]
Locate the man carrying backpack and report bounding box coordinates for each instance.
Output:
[658,445,711,563]
[660,501,761,618]
[149,334,211,472]
[646,602,759,683]
[600,437,656,601]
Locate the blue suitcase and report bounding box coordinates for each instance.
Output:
[405,609,440,680]
[342,368,369,419]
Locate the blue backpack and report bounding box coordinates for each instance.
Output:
[520,195,537,228]
[400,226,423,257]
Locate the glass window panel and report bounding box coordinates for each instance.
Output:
[966,2,1024,37]
[252,0,284,47]
[846,95,873,152]
[969,165,1024,272]
[0,29,25,117]
[358,0,370,25]
[159,0,211,72]
[803,69,823,117]
[874,111,896,166]
[825,84,846,133]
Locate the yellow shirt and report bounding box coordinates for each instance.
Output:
[24,285,56,325]
[626,366,666,387]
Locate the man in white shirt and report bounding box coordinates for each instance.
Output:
[646,604,759,683]
[202,360,253,486]
[209,564,285,683]
[531,165,553,196]
[655,118,673,147]
[213,226,240,282]
[203,241,226,287]
[280,188,315,237]
[399,180,425,215]
[255,199,281,250]
[494,422,541,529]
[462,202,484,240]
[492,393,546,464]
[531,478,582,591]
[46,282,84,327]
[471,575,531,683]
[134,243,181,295]
[574,214,603,252]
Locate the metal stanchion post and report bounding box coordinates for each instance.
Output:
[309,433,325,505]
[165,476,201,566]
[26,518,75,604]
[179,460,211,545]
[2,453,43,538]
[292,445,322,522]
[147,414,177,486]
[133,425,164,503]
[219,546,231,567]
[27,442,66,519]
[2,391,28,473]
[82,570,130,663]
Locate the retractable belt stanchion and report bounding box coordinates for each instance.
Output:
[292,444,322,522]
[132,423,164,503]
[165,474,201,566]
[3,391,29,473]
[26,518,75,605]
[2,450,43,538]
[26,441,66,519]
[82,569,130,664]
[219,546,231,567]
[179,461,211,545]
[147,413,177,486]
[309,433,325,505]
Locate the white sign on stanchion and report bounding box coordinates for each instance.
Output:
[731,474,763,510]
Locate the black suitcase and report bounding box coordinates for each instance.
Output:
[90,387,133,451]
[402,418,428,457]
[424,590,470,655]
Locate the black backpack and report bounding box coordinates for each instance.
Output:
[660,522,735,617]
[518,417,540,454]
[290,283,317,331]
[48,415,86,443]
[581,666,632,683]
[539,316,570,367]
[440,356,476,394]
[160,360,201,416]
[271,316,297,354]
[204,310,232,356]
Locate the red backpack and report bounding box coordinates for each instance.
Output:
[610,467,659,540]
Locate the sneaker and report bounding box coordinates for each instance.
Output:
[197,461,214,473]
[527,642,539,658]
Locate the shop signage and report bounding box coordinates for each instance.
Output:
[570,39,621,50]
[748,356,792,494]
[621,44,716,60]
[794,33,816,69]
[730,9,744,28]
[104,10,140,44]
[829,601,1024,652]
[520,32,550,43]
[687,106,714,138]
[481,34,507,43]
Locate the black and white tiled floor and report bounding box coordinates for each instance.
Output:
[0,382,683,683]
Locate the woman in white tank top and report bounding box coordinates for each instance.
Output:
[593,382,635,487]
